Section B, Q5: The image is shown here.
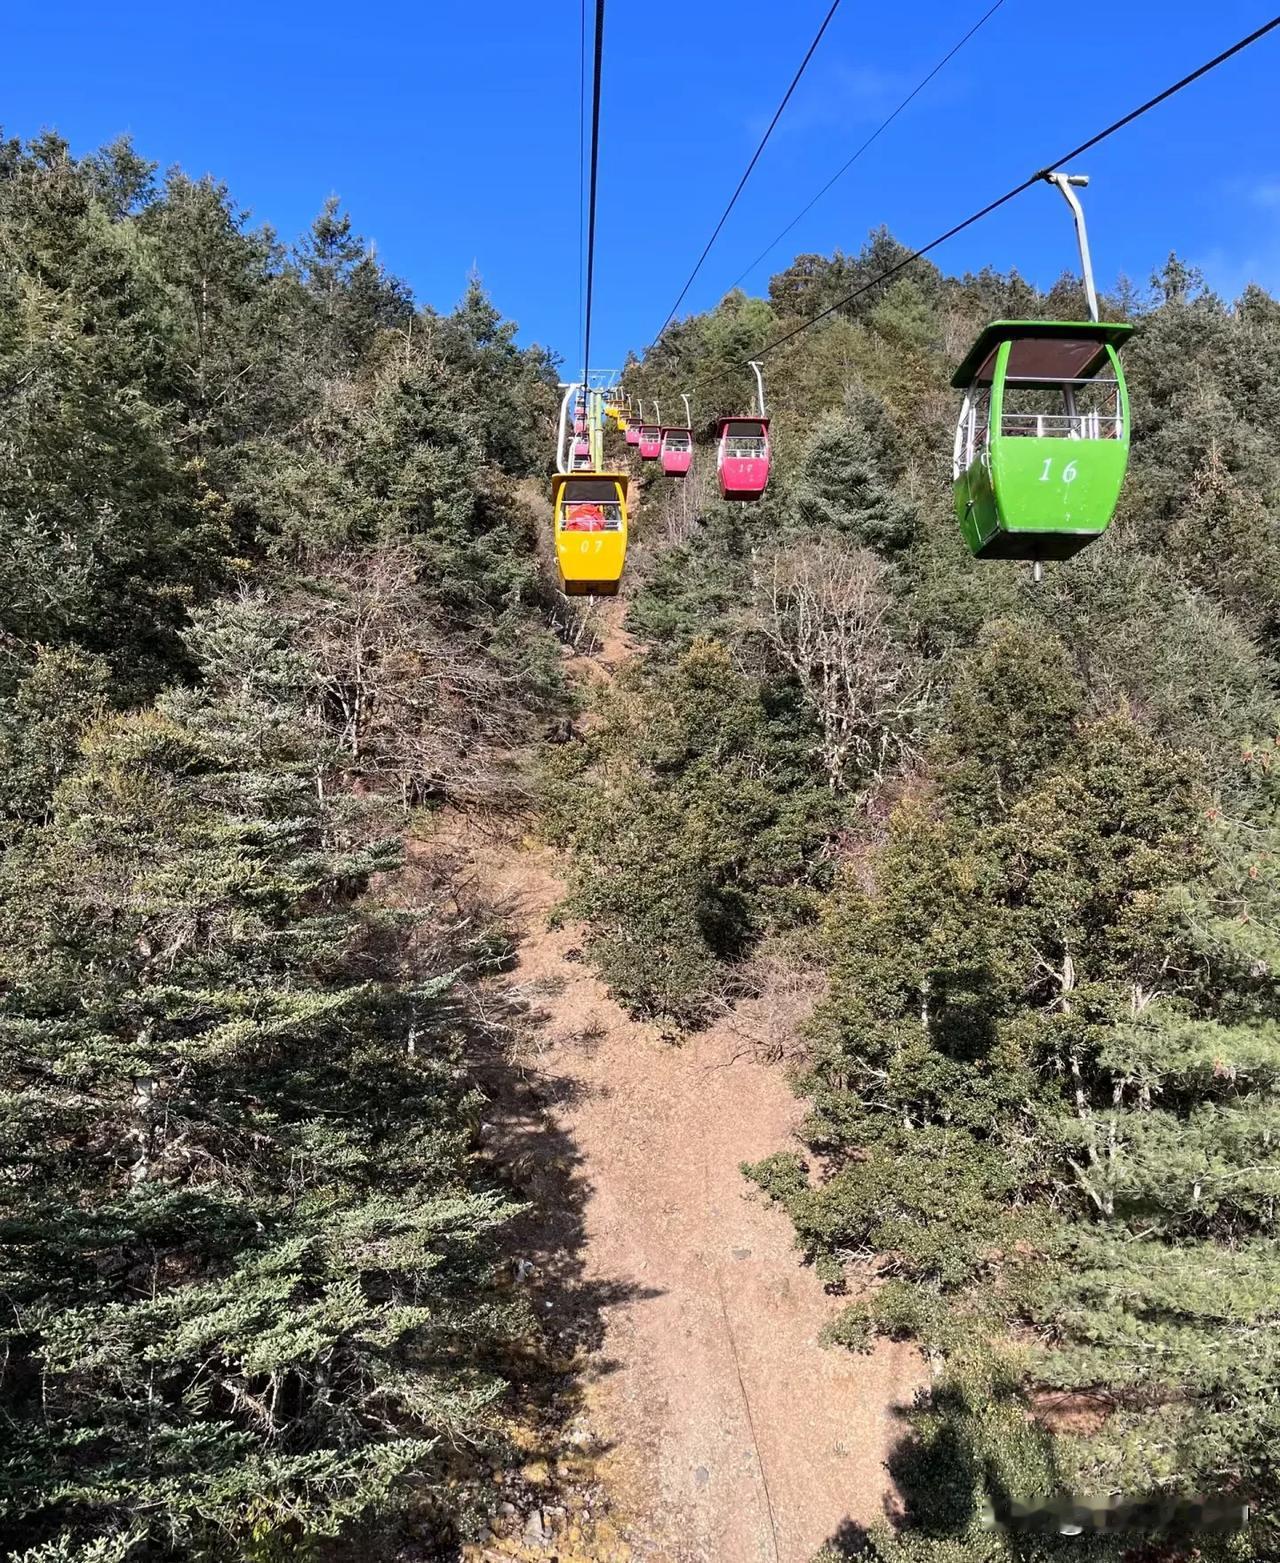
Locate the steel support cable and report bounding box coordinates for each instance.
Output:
[727,0,1006,293]
[652,0,844,344]
[755,11,1280,360]
[581,0,606,391]
[577,0,587,377]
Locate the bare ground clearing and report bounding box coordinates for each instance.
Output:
[411,808,924,1563]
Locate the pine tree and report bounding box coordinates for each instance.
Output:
[0,602,520,1556]
[793,410,919,556]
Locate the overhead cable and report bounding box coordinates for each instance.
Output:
[581,0,606,387]
[754,12,1280,359]
[652,0,844,342]
[727,0,1006,292]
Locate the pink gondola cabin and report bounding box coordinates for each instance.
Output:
[660,426,693,477]
[716,415,770,500]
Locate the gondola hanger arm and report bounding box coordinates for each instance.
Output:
[1043,171,1099,323]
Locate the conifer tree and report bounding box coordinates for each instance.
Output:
[793,411,918,556]
[0,601,519,1557]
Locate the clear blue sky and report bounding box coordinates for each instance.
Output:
[4,1,1279,373]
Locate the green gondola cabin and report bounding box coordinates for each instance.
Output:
[952,319,1134,561]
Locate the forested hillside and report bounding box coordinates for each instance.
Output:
[552,238,1280,1558]
[3,124,1279,1563]
[0,134,570,1560]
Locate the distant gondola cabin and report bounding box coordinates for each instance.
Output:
[952,320,1133,561]
[660,427,693,478]
[553,472,628,595]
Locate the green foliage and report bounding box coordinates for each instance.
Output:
[8,120,1280,1559]
[0,133,560,698]
[636,288,776,436]
[0,144,217,691]
[543,640,835,1023]
[934,622,1086,807]
[767,230,942,328]
[0,131,563,1559]
[792,409,919,556]
[610,238,1280,1555]
[0,648,112,822]
[0,604,520,1556]
[624,501,774,651]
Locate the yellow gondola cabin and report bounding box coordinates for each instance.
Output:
[553,471,628,595]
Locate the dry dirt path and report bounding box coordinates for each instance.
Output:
[419,811,924,1563]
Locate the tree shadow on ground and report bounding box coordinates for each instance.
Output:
[811,1377,1070,1559]
[819,1517,873,1557]
[396,832,662,1428]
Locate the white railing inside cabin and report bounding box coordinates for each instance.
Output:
[999,375,1123,441]
[562,501,624,532]
[956,378,1123,472]
[1000,409,1121,439]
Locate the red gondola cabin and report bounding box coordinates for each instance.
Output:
[660,427,693,478]
[638,424,662,460]
[716,415,770,500]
